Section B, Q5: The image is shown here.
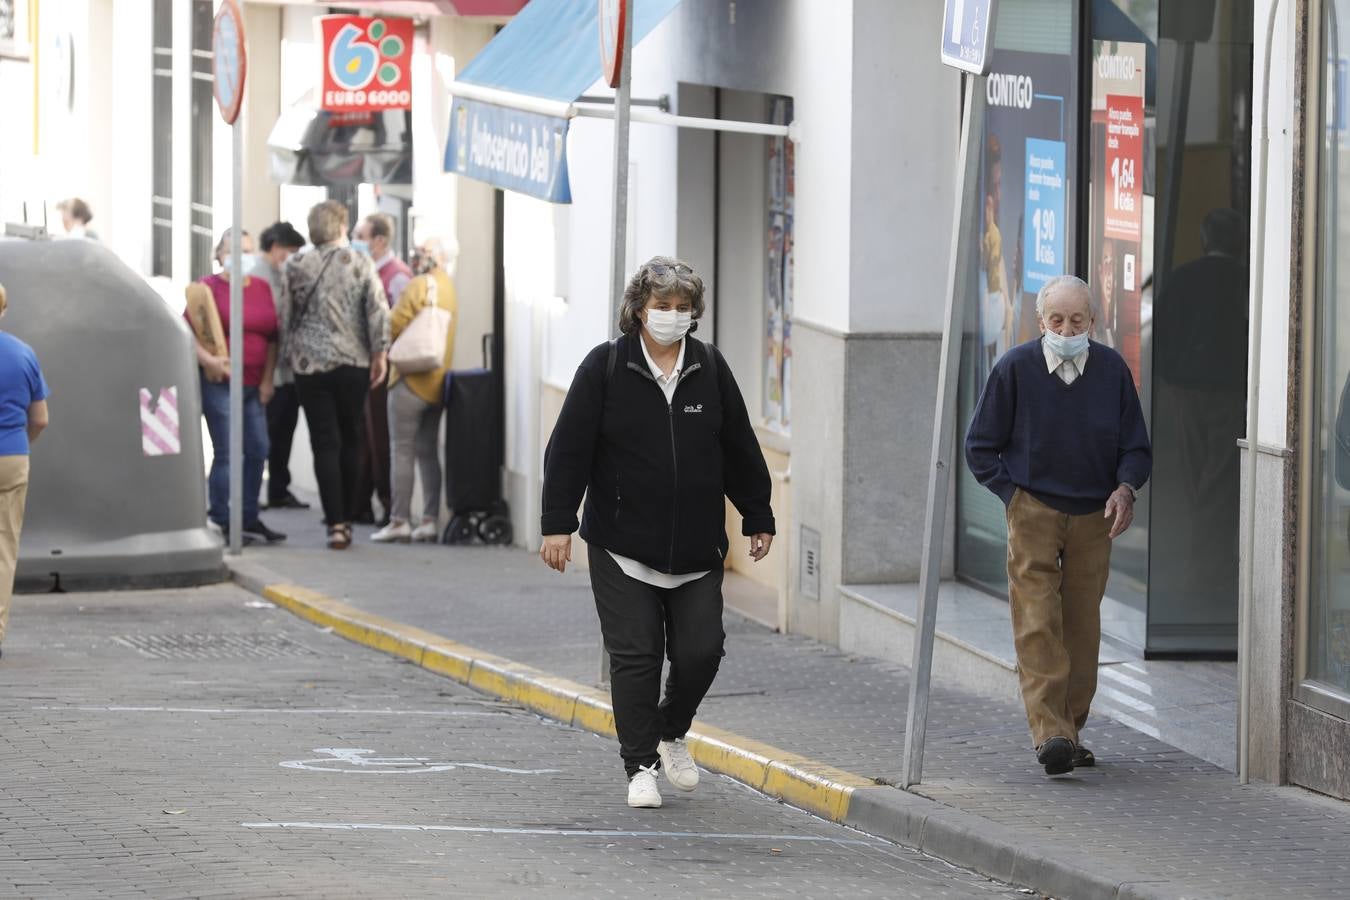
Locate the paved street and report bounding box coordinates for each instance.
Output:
[0,584,1027,899]
[228,502,1350,900]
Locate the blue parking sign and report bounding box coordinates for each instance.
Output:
[1022,138,1066,295]
[940,0,998,75]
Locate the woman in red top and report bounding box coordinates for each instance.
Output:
[188,252,285,544]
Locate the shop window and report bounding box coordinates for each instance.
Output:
[763,97,794,433]
[151,0,172,277]
[1310,0,1350,705]
[189,0,214,279]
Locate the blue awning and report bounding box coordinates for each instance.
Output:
[459,0,681,103]
[444,0,683,203]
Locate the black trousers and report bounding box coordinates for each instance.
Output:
[588,544,726,778]
[295,366,369,527]
[266,383,302,503]
[352,380,392,521]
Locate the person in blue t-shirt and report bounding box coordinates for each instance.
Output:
[0,281,50,659]
[965,275,1152,777]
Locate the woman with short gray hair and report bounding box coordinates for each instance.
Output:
[540,256,775,809]
[282,201,391,549]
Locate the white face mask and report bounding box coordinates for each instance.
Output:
[1043,328,1089,359]
[644,309,692,346]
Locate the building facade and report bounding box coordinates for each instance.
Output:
[0,0,1341,798]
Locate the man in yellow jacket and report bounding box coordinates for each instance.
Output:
[372,238,458,543]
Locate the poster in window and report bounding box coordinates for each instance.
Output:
[764,97,794,431]
[1089,40,1147,387]
[975,48,1078,384]
[0,0,32,60]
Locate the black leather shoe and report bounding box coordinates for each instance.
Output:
[1037,737,1075,775]
[1073,745,1095,768]
[243,519,287,544]
[265,491,310,510]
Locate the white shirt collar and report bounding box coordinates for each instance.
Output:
[639,335,685,384]
[373,250,396,269]
[1042,337,1090,377]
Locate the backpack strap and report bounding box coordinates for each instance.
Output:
[700,337,719,386]
[606,337,618,384]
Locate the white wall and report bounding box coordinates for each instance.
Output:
[848,0,959,333]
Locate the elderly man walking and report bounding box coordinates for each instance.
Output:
[965,275,1152,776]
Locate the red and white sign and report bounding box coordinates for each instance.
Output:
[599,0,628,88]
[140,386,181,457]
[319,15,414,113]
[1102,93,1144,243]
[212,0,247,125]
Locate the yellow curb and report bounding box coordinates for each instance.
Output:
[259,581,862,821]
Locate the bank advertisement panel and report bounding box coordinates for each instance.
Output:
[975,48,1077,383]
[1089,40,1147,387]
[318,15,414,113]
[958,42,1079,592]
[444,98,572,204]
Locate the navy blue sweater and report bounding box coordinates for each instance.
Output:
[964,339,1152,515]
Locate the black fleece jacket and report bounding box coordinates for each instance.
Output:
[541,333,775,575]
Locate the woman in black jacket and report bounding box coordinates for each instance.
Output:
[540,257,775,809]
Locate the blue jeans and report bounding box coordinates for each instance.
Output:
[200,375,269,527]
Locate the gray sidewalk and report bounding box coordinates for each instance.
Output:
[239,506,1350,899]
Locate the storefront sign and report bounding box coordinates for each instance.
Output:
[1022,138,1066,294]
[444,98,572,204]
[940,0,998,75]
[319,15,413,112]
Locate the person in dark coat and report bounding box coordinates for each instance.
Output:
[965,275,1152,777]
[540,257,775,809]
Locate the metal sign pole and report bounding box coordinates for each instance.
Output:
[608,10,634,337]
[228,119,244,556]
[599,3,634,685]
[902,73,980,788]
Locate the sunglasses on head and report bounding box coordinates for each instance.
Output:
[649,263,692,276]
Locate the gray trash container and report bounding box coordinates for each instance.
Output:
[0,237,225,591]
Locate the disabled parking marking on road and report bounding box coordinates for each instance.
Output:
[240,821,880,845]
[279,747,560,775]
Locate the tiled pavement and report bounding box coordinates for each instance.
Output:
[0,584,1025,899]
[237,506,1350,899]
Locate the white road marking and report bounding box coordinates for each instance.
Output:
[280,747,559,775]
[240,821,879,845]
[32,701,515,717]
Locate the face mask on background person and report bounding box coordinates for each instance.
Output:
[644,309,692,346]
[221,254,258,276]
[1043,328,1090,359]
[350,239,371,257]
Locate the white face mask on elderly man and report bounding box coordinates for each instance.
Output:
[1043,328,1090,360]
[644,309,693,346]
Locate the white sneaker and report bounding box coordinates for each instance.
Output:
[411,520,439,543]
[371,521,412,543]
[657,739,699,791]
[627,764,662,808]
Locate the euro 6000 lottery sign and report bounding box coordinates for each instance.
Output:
[319,15,413,112]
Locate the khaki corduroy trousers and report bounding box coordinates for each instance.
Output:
[0,455,31,644]
[1005,488,1113,747]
